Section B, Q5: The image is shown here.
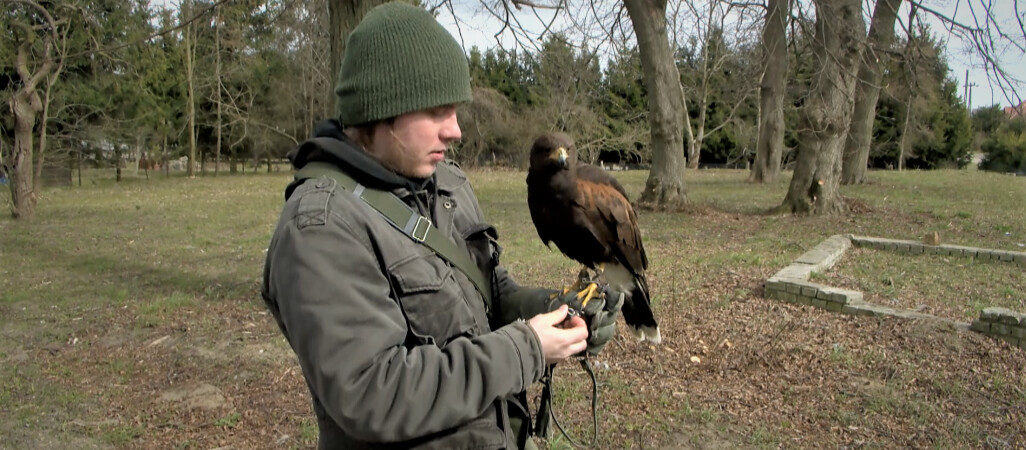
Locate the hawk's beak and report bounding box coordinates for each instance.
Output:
[556,147,568,168]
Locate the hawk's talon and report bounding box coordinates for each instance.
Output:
[576,282,601,309]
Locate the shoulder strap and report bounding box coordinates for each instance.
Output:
[294,161,493,304]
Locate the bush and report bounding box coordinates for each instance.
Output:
[979,119,1026,174]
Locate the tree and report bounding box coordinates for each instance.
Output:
[5,0,70,219]
[327,0,392,107]
[979,118,1026,173]
[179,0,204,178]
[971,105,1006,134]
[675,4,758,169]
[749,0,790,183]
[598,45,649,164]
[624,0,688,208]
[840,0,902,185]
[971,104,1006,155]
[867,23,972,170]
[776,0,864,215]
[327,0,691,208]
[533,34,606,160]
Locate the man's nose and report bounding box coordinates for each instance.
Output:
[441,110,461,142]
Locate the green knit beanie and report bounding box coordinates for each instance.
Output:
[335,2,472,126]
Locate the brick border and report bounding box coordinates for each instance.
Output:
[763,234,1026,350]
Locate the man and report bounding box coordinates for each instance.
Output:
[261,3,621,448]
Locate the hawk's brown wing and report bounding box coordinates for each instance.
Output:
[571,164,648,275]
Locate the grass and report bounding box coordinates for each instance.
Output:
[214,412,242,429]
[823,248,1026,321]
[1,167,1024,448]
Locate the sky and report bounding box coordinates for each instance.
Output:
[919,0,1025,110]
[434,0,1025,111]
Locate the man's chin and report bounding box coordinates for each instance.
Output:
[410,163,439,179]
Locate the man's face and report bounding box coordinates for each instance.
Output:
[368,105,462,179]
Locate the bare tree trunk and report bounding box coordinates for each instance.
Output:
[686,86,706,169]
[685,4,715,170]
[777,0,863,215]
[10,92,40,219]
[898,95,912,171]
[33,72,59,188]
[841,0,902,185]
[9,2,63,219]
[183,0,198,179]
[163,133,169,178]
[133,134,143,178]
[214,6,222,177]
[625,0,688,209]
[303,61,315,133]
[894,7,921,172]
[115,144,123,182]
[750,0,790,183]
[328,0,388,102]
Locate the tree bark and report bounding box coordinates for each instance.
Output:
[183,0,198,178]
[749,0,790,183]
[777,0,863,215]
[685,3,714,170]
[10,91,41,219]
[115,144,123,182]
[214,5,222,177]
[686,90,706,170]
[133,134,144,178]
[625,0,688,209]
[163,134,169,178]
[898,95,912,171]
[33,72,59,189]
[328,0,388,105]
[841,0,902,185]
[8,1,63,219]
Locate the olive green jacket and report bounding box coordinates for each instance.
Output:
[261,126,548,449]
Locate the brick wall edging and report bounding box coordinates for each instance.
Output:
[763,234,1025,350]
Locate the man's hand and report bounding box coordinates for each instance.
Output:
[527,306,589,365]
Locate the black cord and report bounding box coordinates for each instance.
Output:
[547,356,599,448]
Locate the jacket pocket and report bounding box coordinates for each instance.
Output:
[389,253,479,346]
[462,223,501,278]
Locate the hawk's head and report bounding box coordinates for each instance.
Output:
[529,132,575,171]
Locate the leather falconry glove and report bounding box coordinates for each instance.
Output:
[546,283,624,356]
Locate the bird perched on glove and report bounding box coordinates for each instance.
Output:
[526,132,661,344]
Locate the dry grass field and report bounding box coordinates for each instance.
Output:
[1,167,1023,449]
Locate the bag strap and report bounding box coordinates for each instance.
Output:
[294,161,492,304]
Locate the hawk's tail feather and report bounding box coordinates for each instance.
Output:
[621,274,661,344]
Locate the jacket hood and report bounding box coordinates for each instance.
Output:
[288,119,410,190]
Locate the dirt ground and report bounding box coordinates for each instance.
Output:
[4,226,1023,449]
[2,171,1024,449]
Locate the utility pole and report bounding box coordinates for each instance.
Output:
[963,69,977,112]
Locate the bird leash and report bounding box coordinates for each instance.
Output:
[536,355,600,449]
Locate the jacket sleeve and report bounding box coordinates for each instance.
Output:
[447,174,558,327]
[492,266,559,326]
[264,202,546,443]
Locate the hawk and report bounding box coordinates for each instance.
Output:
[526,132,661,344]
